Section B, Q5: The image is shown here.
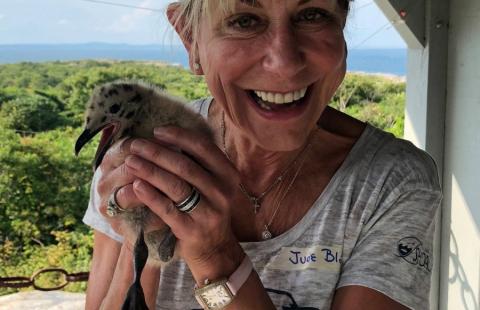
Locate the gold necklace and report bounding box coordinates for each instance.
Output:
[221,111,309,215]
[261,143,310,240]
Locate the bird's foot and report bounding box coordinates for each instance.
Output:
[157,229,176,263]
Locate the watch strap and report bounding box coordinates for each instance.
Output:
[225,255,253,295]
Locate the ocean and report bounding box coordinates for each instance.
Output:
[0,44,407,76]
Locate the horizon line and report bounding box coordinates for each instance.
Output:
[0,42,407,50]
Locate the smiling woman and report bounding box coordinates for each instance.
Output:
[82,1,441,309]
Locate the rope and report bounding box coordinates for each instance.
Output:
[76,0,163,12]
[350,0,423,49]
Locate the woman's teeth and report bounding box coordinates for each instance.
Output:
[254,87,307,104]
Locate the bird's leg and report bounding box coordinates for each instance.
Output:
[156,227,176,263]
[122,229,149,310]
[144,226,176,263]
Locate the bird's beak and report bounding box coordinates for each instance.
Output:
[75,124,116,170]
[92,134,114,170]
[75,128,96,156]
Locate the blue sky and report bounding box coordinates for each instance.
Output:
[0,0,405,49]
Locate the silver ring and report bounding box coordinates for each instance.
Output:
[175,187,200,213]
[106,187,127,217]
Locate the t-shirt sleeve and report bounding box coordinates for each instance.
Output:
[337,143,442,310]
[82,169,124,243]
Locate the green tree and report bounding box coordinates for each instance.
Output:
[0,127,96,246]
[0,95,66,132]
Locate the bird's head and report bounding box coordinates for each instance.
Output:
[75,81,144,169]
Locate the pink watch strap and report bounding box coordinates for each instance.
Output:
[226,255,253,295]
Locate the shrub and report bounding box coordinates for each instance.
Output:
[0,127,96,247]
[0,95,66,132]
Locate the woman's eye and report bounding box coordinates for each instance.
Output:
[295,8,333,23]
[227,14,262,30]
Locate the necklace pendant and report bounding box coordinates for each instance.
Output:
[254,202,260,214]
[251,198,260,214]
[261,226,272,240]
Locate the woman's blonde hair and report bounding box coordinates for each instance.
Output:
[170,0,350,55]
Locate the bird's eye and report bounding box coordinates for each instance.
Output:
[110,104,120,114]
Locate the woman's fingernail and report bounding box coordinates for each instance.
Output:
[133,179,146,192]
[126,155,142,169]
[154,127,168,137]
[131,139,147,153]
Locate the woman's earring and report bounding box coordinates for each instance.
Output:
[193,62,201,71]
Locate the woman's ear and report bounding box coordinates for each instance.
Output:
[166,3,192,52]
[166,3,203,75]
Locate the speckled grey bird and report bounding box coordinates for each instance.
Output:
[75,80,213,310]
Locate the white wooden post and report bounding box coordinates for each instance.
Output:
[374,0,450,309]
[440,0,480,308]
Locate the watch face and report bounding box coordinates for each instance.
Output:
[197,280,234,310]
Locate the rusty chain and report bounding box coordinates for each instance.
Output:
[0,268,89,291]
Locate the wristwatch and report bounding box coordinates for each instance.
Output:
[194,255,253,310]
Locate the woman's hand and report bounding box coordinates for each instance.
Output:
[124,126,246,283]
[96,138,163,243]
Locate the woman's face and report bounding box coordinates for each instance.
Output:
[196,0,347,151]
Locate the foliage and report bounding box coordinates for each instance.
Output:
[331,73,405,109]
[346,93,405,137]
[0,231,93,296]
[331,73,405,137]
[0,61,209,127]
[0,95,68,132]
[0,61,406,295]
[0,126,96,295]
[0,127,96,246]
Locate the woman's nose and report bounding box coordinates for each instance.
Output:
[262,27,306,78]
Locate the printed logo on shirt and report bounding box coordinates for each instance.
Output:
[396,236,432,272]
[266,245,342,272]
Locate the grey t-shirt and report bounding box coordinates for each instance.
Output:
[83,98,441,310]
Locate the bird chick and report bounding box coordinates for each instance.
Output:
[75,80,213,309]
[76,80,213,262]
